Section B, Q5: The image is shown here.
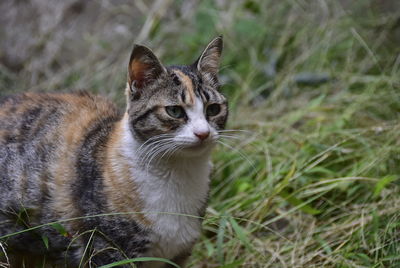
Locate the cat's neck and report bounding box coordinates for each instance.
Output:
[105,115,211,258]
[104,114,211,221]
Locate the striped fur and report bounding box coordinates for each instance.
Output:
[0,37,227,267]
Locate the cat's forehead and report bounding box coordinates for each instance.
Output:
[166,65,221,107]
[170,67,198,105]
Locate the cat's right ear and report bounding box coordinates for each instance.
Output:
[194,36,223,80]
[127,45,166,98]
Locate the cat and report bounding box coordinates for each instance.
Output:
[0,36,227,267]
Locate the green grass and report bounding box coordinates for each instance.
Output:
[1,0,400,267]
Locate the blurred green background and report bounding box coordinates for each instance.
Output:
[1,0,400,267]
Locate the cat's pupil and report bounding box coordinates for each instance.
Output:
[206,103,221,116]
[166,105,185,119]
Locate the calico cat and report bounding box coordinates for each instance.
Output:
[0,36,227,267]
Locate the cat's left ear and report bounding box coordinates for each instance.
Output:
[194,36,223,79]
[128,45,166,94]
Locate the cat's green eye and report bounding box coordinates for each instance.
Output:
[206,103,221,117]
[165,105,186,119]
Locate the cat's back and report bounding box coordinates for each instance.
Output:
[0,91,120,145]
[0,91,120,205]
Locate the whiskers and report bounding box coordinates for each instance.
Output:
[135,129,255,174]
[216,129,257,171]
[135,134,190,173]
[136,134,174,169]
[216,129,252,142]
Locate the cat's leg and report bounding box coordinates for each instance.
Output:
[83,241,131,267]
[134,248,192,268]
[134,251,191,268]
[165,251,191,268]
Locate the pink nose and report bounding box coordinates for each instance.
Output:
[194,131,210,141]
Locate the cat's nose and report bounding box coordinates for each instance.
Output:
[194,131,210,141]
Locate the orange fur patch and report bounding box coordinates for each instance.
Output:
[103,115,151,226]
[49,93,118,228]
[174,70,195,105]
[130,60,152,88]
[52,104,97,224]
[0,130,5,141]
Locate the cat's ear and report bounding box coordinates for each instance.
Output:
[194,36,223,78]
[128,45,166,92]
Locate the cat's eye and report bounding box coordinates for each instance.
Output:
[206,103,221,117]
[165,105,186,119]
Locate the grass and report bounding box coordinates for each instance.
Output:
[1,0,400,267]
[186,1,400,267]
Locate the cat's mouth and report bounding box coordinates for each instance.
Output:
[180,138,216,151]
[185,142,206,150]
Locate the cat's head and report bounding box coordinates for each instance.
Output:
[125,36,227,157]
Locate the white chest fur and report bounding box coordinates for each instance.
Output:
[119,119,212,259]
[135,160,211,259]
